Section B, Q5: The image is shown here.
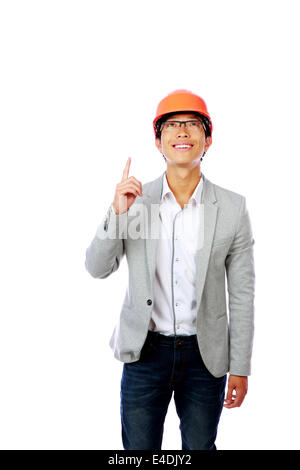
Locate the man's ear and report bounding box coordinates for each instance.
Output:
[155,137,162,153]
[204,136,212,152]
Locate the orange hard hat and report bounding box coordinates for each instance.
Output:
[153,89,213,137]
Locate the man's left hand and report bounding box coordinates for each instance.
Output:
[223,375,248,408]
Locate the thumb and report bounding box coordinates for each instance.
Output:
[225,383,234,403]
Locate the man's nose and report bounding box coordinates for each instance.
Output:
[176,125,190,137]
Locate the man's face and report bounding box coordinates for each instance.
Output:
[155,112,212,166]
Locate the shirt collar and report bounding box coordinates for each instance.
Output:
[161,171,203,205]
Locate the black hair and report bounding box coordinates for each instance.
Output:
[155,111,211,162]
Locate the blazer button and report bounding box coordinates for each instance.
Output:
[147,299,152,305]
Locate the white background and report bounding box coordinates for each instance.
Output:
[1,0,299,450]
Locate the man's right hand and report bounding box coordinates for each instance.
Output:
[112,157,143,215]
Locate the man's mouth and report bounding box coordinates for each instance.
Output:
[172,144,193,151]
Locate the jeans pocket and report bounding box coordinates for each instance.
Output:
[146,340,155,350]
[142,340,158,356]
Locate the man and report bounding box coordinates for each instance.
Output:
[85,89,255,450]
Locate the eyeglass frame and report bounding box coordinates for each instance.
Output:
[160,119,205,132]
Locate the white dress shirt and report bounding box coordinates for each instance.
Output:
[148,171,203,336]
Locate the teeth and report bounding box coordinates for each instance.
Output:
[174,145,192,148]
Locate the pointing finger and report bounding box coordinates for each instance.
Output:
[122,157,131,181]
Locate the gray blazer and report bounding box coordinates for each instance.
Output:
[85,171,255,378]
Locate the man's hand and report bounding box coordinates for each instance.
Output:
[223,375,248,408]
[112,157,143,215]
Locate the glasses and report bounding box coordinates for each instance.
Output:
[161,120,204,132]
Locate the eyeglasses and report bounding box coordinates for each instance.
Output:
[161,120,204,132]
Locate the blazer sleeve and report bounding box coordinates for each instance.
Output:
[225,196,255,376]
[85,203,128,279]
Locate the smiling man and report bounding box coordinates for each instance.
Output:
[85,89,255,450]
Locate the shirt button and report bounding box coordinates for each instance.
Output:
[175,258,179,262]
[175,302,179,306]
[175,280,178,284]
[146,299,152,305]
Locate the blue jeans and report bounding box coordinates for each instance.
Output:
[120,330,227,450]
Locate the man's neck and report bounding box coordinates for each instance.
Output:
[165,166,202,207]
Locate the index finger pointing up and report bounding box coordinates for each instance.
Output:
[121,157,131,181]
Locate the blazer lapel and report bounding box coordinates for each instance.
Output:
[195,174,219,312]
[144,172,165,289]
